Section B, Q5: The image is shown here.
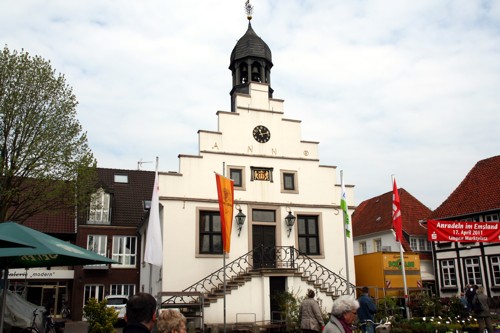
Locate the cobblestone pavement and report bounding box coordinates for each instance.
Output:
[63,321,123,333]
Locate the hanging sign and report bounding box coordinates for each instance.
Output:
[428,219,500,242]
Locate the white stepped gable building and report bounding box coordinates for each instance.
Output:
[140,17,356,328]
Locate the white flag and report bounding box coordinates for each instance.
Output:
[144,160,163,267]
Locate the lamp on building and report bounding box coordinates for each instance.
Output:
[235,204,246,237]
[285,208,296,237]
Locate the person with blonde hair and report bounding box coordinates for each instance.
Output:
[157,309,187,333]
[324,295,360,333]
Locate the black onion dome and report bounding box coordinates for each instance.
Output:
[230,23,272,64]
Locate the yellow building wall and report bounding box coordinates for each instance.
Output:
[354,252,422,297]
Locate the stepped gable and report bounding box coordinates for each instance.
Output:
[430,155,500,219]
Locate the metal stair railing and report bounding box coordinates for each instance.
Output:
[290,247,356,296]
[161,245,355,307]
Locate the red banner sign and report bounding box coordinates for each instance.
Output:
[428,219,500,242]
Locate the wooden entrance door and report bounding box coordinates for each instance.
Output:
[252,225,276,268]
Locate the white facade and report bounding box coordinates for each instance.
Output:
[141,82,355,325]
[353,231,398,255]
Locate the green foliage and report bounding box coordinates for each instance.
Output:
[272,290,301,332]
[0,45,97,223]
[272,289,331,333]
[376,296,404,322]
[83,298,118,333]
[409,292,443,317]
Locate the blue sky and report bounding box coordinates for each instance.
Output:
[1,0,499,209]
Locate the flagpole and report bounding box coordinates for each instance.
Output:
[149,157,159,294]
[340,170,351,294]
[222,162,227,333]
[392,175,410,319]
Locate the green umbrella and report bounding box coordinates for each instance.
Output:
[0,235,34,249]
[0,222,116,331]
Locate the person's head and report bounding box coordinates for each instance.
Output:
[307,289,315,298]
[477,286,484,294]
[361,287,369,294]
[157,309,187,333]
[125,293,157,330]
[330,295,359,325]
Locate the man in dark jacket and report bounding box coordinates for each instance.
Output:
[124,293,157,333]
[357,287,377,333]
[473,286,494,333]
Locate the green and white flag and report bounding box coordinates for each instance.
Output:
[341,171,351,238]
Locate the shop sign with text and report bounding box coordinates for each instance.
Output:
[428,219,500,242]
[8,268,74,280]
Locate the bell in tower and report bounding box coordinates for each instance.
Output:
[229,1,273,111]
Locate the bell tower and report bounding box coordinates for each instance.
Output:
[229,1,274,111]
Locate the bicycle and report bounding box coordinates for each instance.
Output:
[60,299,71,319]
[20,309,57,333]
[354,317,392,333]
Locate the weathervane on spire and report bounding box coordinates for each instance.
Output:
[244,0,253,21]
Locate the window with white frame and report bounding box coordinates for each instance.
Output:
[485,213,499,222]
[89,188,110,224]
[465,257,482,286]
[441,259,457,287]
[491,256,500,286]
[87,235,107,256]
[110,284,136,296]
[85,235,108,268]
[84,284,105,305]
[374,239,382,252]
[359,242,367,254]
[410,237,431,252]
[112,236,137,267]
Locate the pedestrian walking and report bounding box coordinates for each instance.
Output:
[473,286,494,333]
[300,289,325,333]
[357,287,377,333]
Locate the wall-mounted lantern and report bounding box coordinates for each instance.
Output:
[285,207,296,238]
[235,204,246,237]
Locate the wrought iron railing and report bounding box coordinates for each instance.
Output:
[161,245,355,306]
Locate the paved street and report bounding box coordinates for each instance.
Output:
[64,321,123,333]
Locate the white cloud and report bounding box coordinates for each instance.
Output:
[1,0,499,209]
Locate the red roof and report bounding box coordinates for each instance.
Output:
[352,188,431,242]
[430,155,500,219]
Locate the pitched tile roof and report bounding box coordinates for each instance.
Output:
[93,168,155,227]
[430,155,500,219]
[24,206,75,234]
[352,188,431,241]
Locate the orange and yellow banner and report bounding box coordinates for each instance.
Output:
[215,173,234,253]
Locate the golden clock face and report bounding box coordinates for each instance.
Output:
[253,125,271,143]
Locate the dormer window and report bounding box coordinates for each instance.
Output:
[88,188,111,224]
[114,174,128,183]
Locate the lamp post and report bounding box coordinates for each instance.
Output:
[235,205,246,237]
[285,209,296,237]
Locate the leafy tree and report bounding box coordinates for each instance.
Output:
[0,46,96,223]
